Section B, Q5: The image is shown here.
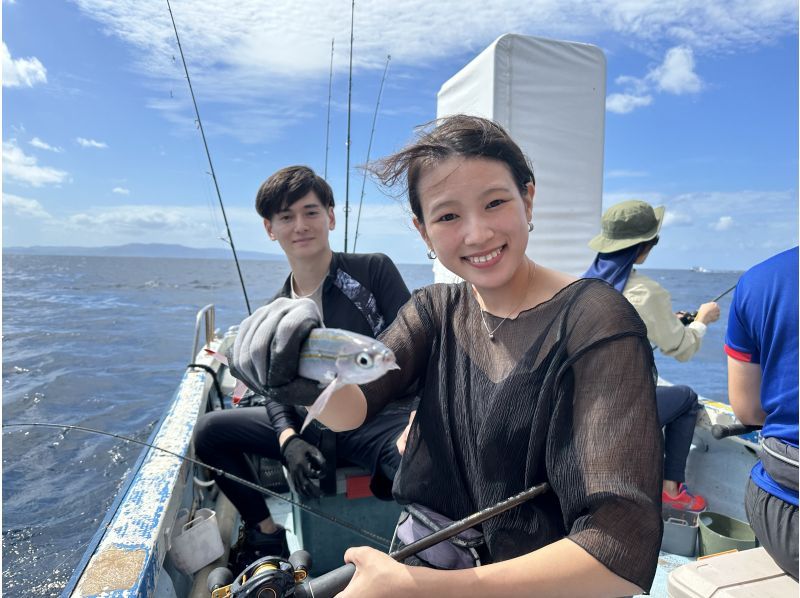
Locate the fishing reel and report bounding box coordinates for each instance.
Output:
[210,550,311,598]
[677,310,697,325]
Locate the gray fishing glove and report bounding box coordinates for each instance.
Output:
[228,297,321,405]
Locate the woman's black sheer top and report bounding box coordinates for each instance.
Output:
[364,278,663,590]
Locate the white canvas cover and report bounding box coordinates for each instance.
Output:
[434,34,606,281]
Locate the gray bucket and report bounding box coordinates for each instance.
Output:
[698,511,757,556]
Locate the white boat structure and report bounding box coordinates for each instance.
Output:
[62,35,796,598]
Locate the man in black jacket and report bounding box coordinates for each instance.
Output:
[194,166,413,560]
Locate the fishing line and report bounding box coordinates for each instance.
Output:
[2,422,390,548]
[167,51,223,243]
[343,0,355,252]
[324,37,335,181]
[165,0,252,315]
[353,54,391,253]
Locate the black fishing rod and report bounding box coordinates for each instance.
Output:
[353,54,391,253]
[166,0,252,315]
[211,483,550,598]
[2,422,389,547]
[324,38,335,181]
[343,0,355,253]
[678,281,738,325]
[293,482,550,598]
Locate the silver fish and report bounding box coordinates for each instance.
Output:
[207,328,398,431]
[297,328,399,431]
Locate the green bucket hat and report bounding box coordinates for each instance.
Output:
[588,200,665,253]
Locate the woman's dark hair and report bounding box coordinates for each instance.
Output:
[255,165,335,219]
[371,115,535,222]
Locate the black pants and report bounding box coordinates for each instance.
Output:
[656,385,699,484]
[745,478,799,580]
[194,406,406,524]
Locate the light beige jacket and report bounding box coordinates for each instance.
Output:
[622,270,706,362]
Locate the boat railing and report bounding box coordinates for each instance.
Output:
[192,304,216,361]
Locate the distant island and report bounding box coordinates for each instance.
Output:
[3,243,286,262]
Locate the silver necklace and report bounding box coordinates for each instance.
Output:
[477,261,537,341]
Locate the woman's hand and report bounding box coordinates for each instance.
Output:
[337,547,414,598]
[396,410,416,455]
[695,301,720,325]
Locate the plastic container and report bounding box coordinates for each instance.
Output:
[168,508,224,574]
[667,547,798,597]
[661,506,699,557]
[698,511,757,556]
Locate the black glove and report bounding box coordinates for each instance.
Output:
[227,297,321,405]
[281,435,326,498]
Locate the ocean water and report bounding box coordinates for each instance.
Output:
[2,254,740,596]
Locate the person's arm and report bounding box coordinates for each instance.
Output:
[724,285,766,425]
[314,384,369,431]
[317,294,431,431]
[339,537,640,598]
[265,398,301,440]
[724,281,766,426]
[625,275,704,361]
[726,356,765,425]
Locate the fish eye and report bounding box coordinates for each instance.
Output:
[355,352,373,368]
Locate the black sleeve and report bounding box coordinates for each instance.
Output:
[555,282,662,590]
[265,398,300,437]
[370,254,411,326]
[363,290,432,420]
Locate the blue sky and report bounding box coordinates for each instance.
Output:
[3,0,798,270]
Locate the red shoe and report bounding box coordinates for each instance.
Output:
[662,483,707,512]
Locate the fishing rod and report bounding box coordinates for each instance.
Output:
[343,0,355,253]
[2,422,389,547]
[678,281,738,325]
[324,38,335,180]
[210,482,550,598]
[353,54,391,253]
[165,0,252,315]
[293,482,550,598]
[710,283,738,303]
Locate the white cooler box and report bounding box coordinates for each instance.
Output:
[667,547,798,597]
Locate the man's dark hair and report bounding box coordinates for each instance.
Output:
[255,165,335,219]
[370,115,535,223]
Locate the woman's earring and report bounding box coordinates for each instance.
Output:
[528,222,534,232]
[426,248,437,260]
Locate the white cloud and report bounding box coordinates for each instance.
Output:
[606,93,653,114]
[66,205,214,237]
[29,137,63,153]
[3,139,69,187]
[70,0,797,138]
[112,187,131,195]
[72,1,798,78]
[647,46,702,94]
[2,42,47,88]
[662,211,692,227]
[2,193,53,219]
[711,215,734,231]
[76,137,108,149]
[608,44,704,114]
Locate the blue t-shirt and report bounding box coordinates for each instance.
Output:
[725,246,798,506]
